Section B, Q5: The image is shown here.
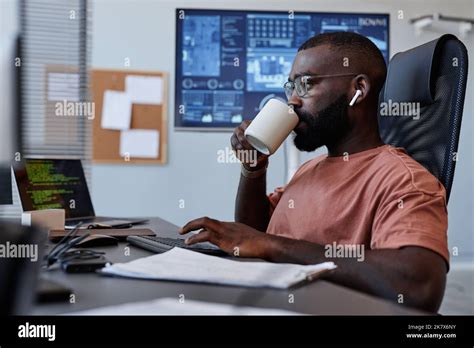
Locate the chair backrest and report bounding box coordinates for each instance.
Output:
[0,222,45,315]
[378,34,468,203]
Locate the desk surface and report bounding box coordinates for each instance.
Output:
[33,217,425,315]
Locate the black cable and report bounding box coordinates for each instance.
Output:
[46,221,83,261]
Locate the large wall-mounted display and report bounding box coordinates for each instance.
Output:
[175,9,389,130]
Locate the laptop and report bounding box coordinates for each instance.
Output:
[14,158,147,229]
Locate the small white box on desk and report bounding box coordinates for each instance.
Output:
[21,209,65,230]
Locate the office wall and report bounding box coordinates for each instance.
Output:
[90,0,474,258]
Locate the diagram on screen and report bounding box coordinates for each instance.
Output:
[176,10,389,129]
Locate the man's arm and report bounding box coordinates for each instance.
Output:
[231,121,270,231]
[265,235,447,313]
[180,218,447,313]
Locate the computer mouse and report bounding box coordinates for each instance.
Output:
[72,234,119,247]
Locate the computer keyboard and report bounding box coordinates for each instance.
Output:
[126,235,227,256]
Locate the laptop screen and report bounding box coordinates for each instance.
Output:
[14,159,95,219]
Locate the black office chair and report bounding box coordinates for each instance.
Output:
[378,34,468,203]
[0,222,45,315]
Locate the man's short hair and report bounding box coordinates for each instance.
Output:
[298,32,387,93]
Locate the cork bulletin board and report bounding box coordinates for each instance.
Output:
[91,69,168,164]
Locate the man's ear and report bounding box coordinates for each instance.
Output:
[349,74,371,106]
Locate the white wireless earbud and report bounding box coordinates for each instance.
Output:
[349,90,362,106]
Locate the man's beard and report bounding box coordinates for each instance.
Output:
[293,94,352,152]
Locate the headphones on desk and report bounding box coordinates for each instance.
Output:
[349,90,362,106]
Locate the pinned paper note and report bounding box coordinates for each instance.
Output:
[120,129,159,159]
[125,75,163,104]
[101,90,132,130]
[71,298,302,315]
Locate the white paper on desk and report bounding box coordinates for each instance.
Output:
[125,75,163,104]
[100,248,337,289]
[101,90,132,130]
[47,72,80,101]
[69,298,303,316]
[119,129,159,158]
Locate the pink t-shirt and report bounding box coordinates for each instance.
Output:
[267,144,449,264]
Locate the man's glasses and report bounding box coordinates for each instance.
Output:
[283,73,357,100]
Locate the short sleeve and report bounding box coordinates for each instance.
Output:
[371,190,449,265]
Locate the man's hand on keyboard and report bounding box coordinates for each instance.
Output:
[179,217,268,258]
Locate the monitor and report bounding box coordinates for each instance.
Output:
[175,9,389,130]
[14,159,95,219]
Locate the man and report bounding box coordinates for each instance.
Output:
[180,32,448,312]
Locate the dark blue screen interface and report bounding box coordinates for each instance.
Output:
[175,9,389,129]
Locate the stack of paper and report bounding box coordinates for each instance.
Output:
[70,298,302,316]
[119,129,159,158]
[100,247,336,289]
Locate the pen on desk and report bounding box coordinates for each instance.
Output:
[87,223,109,229]
[63,233,91,251]
[48,221,82,255]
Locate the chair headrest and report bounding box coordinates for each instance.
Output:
[382,34,457,106]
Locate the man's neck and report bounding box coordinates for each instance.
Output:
[326,121,384,157]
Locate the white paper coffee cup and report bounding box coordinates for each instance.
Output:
[244,98,299,155]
